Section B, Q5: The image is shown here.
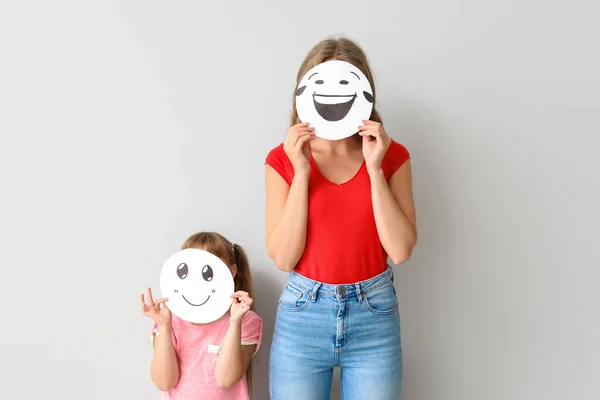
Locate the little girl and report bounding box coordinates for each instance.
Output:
[141,232,263,400]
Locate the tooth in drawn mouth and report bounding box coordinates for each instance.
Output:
[182,294,211,307]
[313,93,357,122]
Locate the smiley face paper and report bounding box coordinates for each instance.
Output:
[295,60,374,141]
[160,249,234,323]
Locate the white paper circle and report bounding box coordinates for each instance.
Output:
[160,249,234,323]
[295,60,374,141]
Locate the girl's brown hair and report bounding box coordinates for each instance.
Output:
[181,232,255,394]
[290,36,382,127]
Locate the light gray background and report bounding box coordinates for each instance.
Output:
[1,1,599,399]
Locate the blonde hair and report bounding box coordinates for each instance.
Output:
[290,36,382,127]
[180,232,255,393]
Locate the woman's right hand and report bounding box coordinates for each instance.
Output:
[284,122,314,174]
[141,287,172,328]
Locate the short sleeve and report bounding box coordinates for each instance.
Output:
[265,144,294,185]
[240,311,263,355]
[149,322,177,348]
[383,141,410,181]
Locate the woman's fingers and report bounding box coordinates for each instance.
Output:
[296,134,314,149]
[286,130,313,147]
[361,120,379,126]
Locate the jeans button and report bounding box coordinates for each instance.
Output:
[337,287,345,296]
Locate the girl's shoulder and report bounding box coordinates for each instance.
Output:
[240,311,263,352]
[241,310,263,327]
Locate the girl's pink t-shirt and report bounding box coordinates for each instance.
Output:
[150,311,263,400]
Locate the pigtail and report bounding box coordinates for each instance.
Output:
[232,243,254,310]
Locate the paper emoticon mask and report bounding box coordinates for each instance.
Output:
[160,249,234,323]
[295,60,374,141]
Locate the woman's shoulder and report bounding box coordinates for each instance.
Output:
[382,140,411,180]
[266,143,287,162]
[387,140,410,157]
[265,143,293,185]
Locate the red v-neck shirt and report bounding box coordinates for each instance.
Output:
[266,140,410,284]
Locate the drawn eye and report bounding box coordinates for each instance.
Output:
[340,80,349,85]
[202,265,213,282]
[176,263,188,279]
[296,85,306,96]
[315,80,324,84]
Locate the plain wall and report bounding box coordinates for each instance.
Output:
[1,1,599,399]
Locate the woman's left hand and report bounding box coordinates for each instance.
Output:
[230,291,253,324]
[359,120,391,173]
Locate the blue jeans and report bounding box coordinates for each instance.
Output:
[269,267,402,400]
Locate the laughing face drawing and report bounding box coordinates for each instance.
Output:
[160,249,234,323]
[295,60,374,140]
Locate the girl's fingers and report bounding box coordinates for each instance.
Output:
[232,291,249,298]
[154,298,168,306]
[147,287,155,306]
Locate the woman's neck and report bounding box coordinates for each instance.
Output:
[310,134,361,155]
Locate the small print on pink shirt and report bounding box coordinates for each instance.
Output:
[150,311,263,400]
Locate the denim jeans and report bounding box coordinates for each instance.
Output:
[269,267,402,400]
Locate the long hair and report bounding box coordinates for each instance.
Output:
[180,232,255,394]
[290,36,382,127]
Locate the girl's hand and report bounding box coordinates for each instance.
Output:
[359,120,392,173]
[141,287,172,328]
[284,122,314,174]
[229,291,253,324]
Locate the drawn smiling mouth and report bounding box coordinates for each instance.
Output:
[182,294,211,307]
[313,93,357,122]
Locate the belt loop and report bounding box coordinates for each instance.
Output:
[310,282,321,303]
[389,265,394,282]
[355,283,363,303]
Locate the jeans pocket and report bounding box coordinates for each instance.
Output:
[362,283,398,316]
[278,282,311,312]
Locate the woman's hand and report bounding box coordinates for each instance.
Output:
[359,120,392,173]
[141,287,172,328]
[284,122,314,174]
[229,291,253,324]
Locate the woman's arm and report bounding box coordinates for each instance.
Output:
[214,320,256,388]
[265,166,310,272]
[150,326,180,391]
[369,160,417,264]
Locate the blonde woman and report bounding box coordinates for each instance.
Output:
[265,37,417,399]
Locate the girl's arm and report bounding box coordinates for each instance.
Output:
[265,166,310,272]
[215,291,258,388]
[150,326,180,391]
[214,320,256,388]
[369,161,417,264]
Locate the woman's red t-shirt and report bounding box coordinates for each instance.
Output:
[266,140,410,284]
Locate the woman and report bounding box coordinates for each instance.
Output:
[265,37,417,400]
